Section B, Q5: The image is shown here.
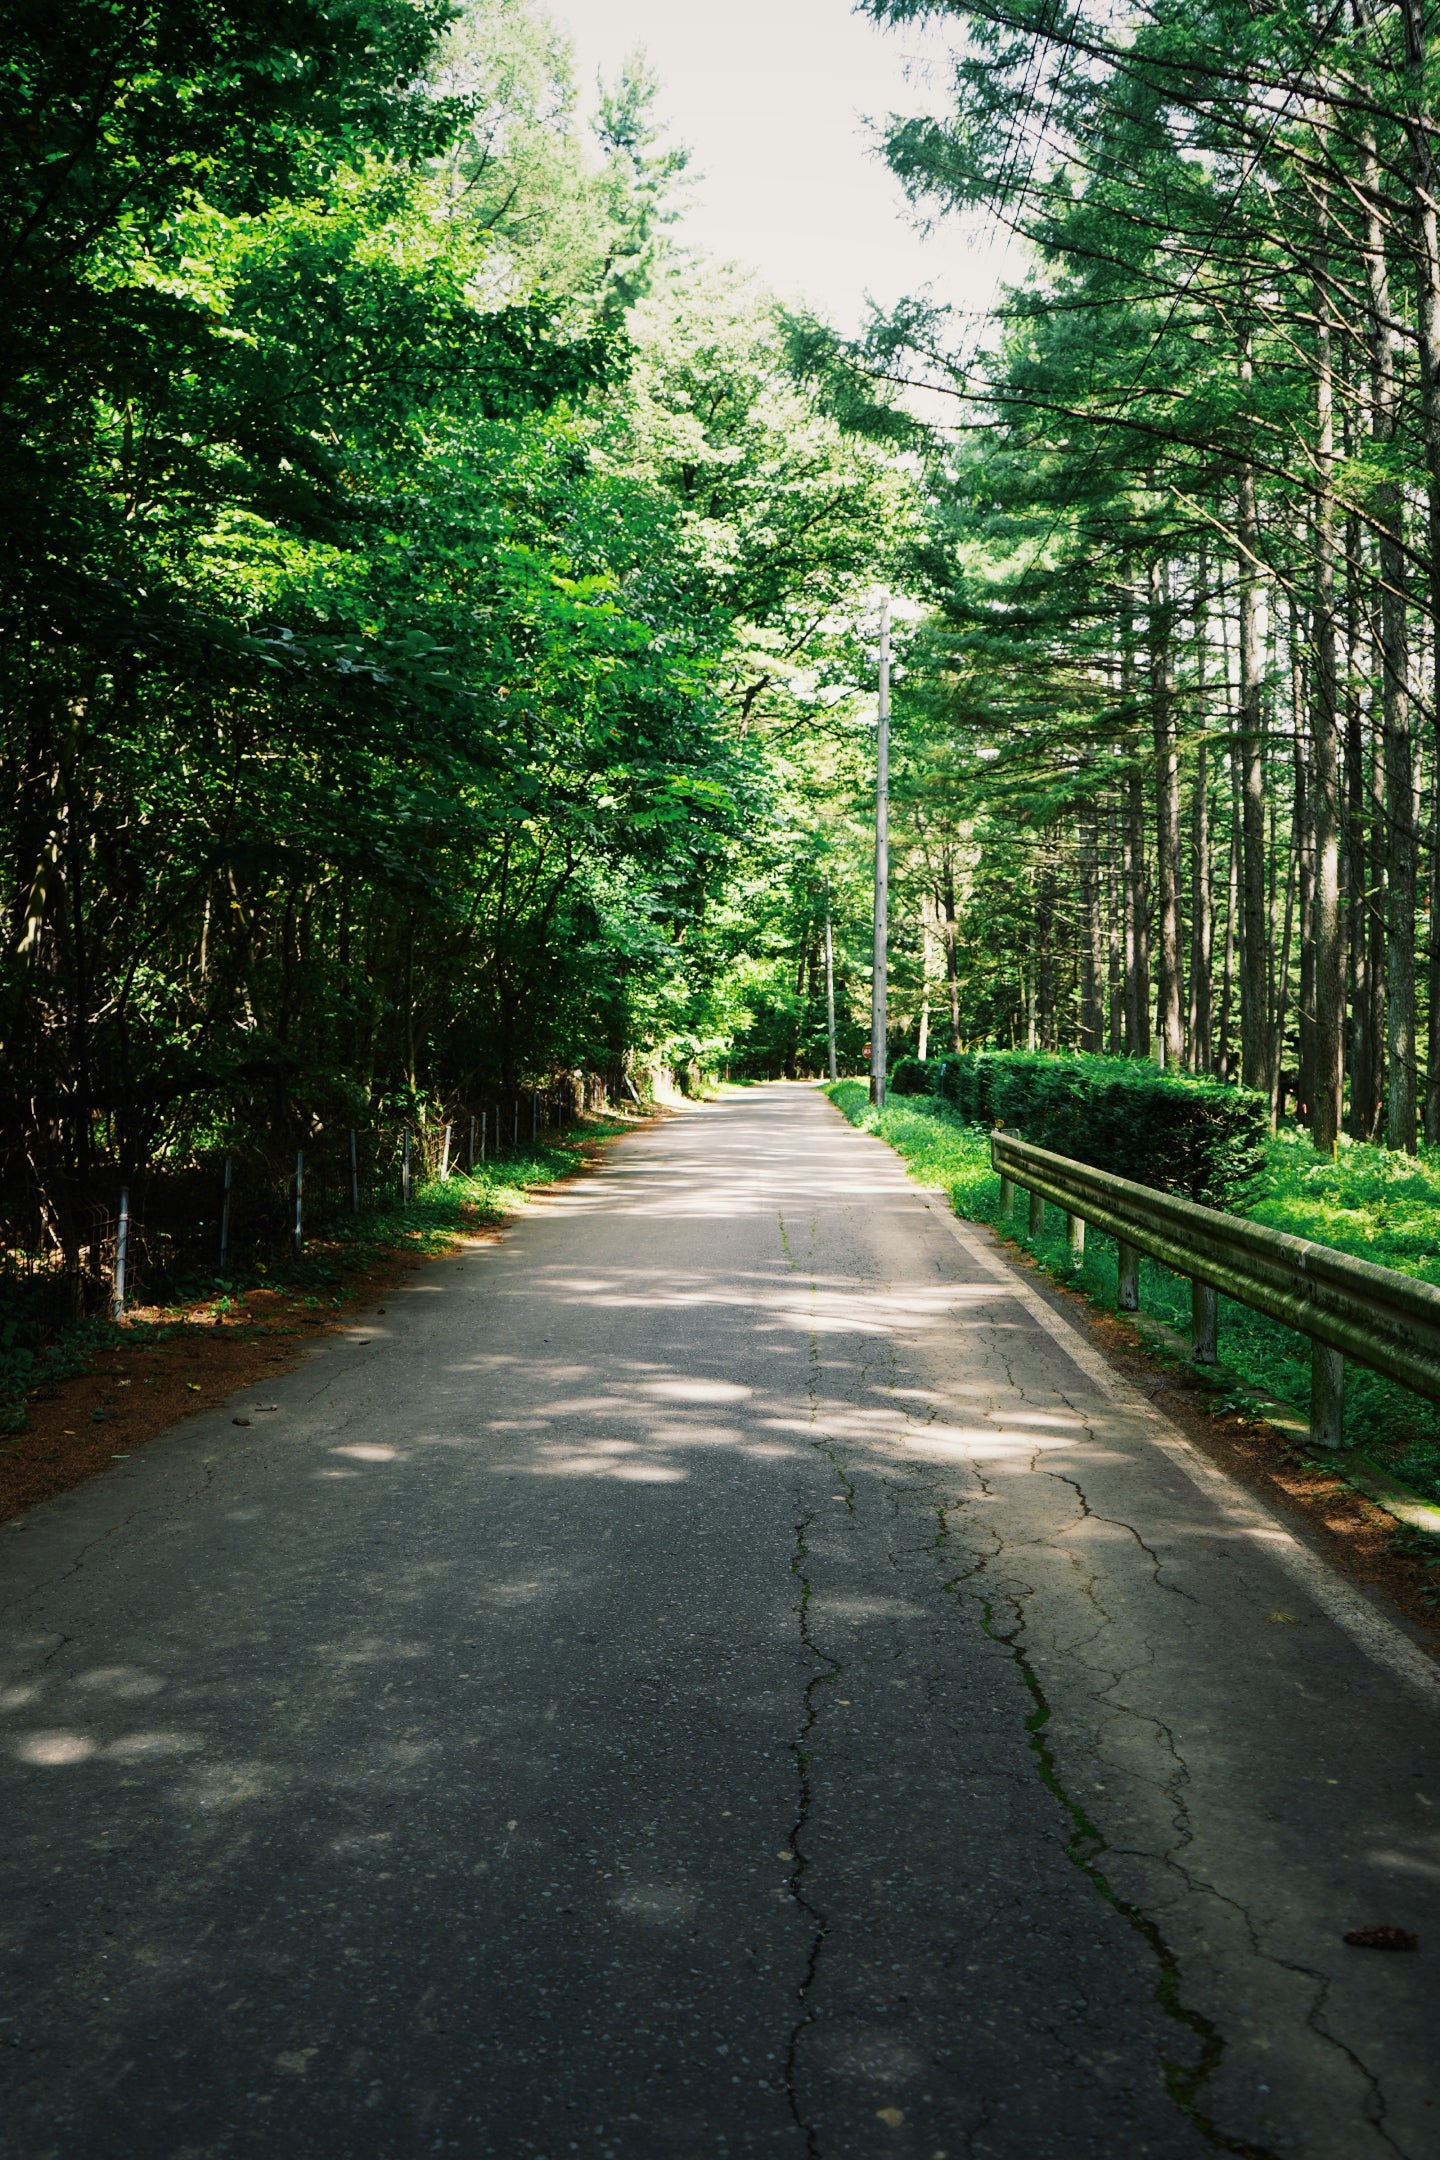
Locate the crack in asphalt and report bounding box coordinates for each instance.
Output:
[933,1500,1281,2160]
[782,1505,842,2160]
[778,1197,849,2155]
[1034,1463,1404,2151]
[1047,1463,1197,1603]
[1157,1857,1408,2157]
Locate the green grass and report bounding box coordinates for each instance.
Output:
[826,1080,1440,1508]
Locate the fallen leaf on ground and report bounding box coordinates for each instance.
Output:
[1268,1610,1300,1624]
[1344,1924,1418,1951]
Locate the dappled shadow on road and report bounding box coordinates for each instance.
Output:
[0,1087,1193,1808]
[11,1085,1422,2160]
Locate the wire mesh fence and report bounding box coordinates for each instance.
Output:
[0,1070,629,1317]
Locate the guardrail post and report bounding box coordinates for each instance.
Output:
[1027,1187,1045,1237]
[1116,1239,1139,1311]
[1066,1213,1085,1267]
[1310,1341,1345,1447]
[293,1150,304,1255]
[1191,1280,1218,1364]
[998,1173,1015,1218]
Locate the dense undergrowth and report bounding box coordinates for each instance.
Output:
[1,1119,630,1436]
[826,1079,1440,1509]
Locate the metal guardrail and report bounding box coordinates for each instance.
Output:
[991,1127,1440,1447]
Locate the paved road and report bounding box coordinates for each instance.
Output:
[2,1084,1438,2160]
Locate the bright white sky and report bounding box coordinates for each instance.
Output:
[552,0,1020,336]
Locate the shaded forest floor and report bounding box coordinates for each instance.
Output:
[826,1080,1440,1643]
[0,1110,652,1529]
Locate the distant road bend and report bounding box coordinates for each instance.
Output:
[2,1082,1437,2159]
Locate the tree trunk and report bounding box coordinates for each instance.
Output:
[1357,106,1418,1149]
[1291,603,1315,1124]
[1078,804,1105,1052]
[1036,853,1056,1049]
[1151,557,1184,1068]
[1370,720,1390,1138]
[1310,252,1344,1156]
[1236,452,1270,1096]
[939,856,962,1052]
[1396,0,1440,1143]
[1345,495,1374,1137]
[1106,795,1124,1053]
[1188,549,1213,1072]
[1427,758,1440,1141]
[1217,761,1240,1084]
[1120,583,1151,1055]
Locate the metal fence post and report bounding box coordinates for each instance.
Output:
[480,1110,487,1164]
[1116,1240,1140,1312]
[531,1092,538,1143]
[468,1115,476,1171]
[1066,1213,1085,1268]
[294,1150,304,1255]
[349,1128,360,1216]
[112,1187,129,1321]
[218,1153,233,1270]
[1027,1188,1045,1238]
[440,1123,452,1182]
[998,1173,1015,1219]
[1191,1279,1218,1364]
[1311,1340,1345,1446]
[513,1098,519,1149]
[402,1129,411,1208]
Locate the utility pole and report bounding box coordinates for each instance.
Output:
[824,875,838,1083]
[870,596,891,1106]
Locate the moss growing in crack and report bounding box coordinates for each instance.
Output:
[932,1502,1277,2160]
[784,1508,840,2160]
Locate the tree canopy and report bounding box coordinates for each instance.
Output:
[0,0,911,1278]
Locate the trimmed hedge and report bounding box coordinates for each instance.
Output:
[887,1052,1268,1208]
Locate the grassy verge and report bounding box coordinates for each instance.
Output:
[1,1117,634,1436]
[826,1079,1440,1508]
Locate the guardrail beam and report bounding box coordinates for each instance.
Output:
[988,1130,1411,1441]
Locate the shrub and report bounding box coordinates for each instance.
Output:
[895,1052,1268,1208]
[889,1056,935,1096]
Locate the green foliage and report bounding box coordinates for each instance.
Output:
[892,1053,1268,1207]
[828,1082,1440,1510]
[0,0,912,1279]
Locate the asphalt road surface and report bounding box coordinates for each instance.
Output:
[2,1083,1438,2160]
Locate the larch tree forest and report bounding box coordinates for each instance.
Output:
[10,0,1440,1316]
